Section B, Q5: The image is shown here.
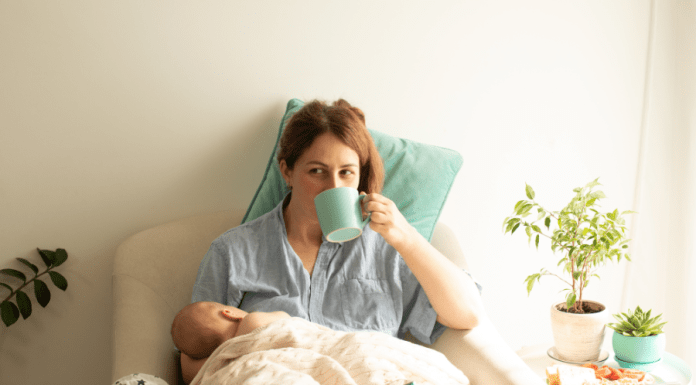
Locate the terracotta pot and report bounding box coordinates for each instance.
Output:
[550,300,607,362]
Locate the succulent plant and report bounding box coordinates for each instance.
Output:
[608,306,667,337]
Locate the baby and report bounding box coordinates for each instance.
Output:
[171,301,290,383]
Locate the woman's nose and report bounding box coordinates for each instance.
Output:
[328,174,341,189]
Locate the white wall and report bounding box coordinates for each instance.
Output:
[639,0,696,370]
[677,1,696,370]
[0,1,661,384]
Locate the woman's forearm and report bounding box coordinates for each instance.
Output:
[394,226,485,330]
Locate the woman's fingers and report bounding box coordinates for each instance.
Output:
[361,195,401,229]
[364,201,391,222]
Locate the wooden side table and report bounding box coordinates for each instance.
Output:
[516,344,692,385]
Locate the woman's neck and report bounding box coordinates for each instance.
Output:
[282,197,324,246]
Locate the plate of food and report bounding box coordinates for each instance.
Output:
[546,363,656,385]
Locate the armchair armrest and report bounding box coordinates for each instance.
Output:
[111,210,243,384]
[429,222,542,384]
[112,274,179,382]
[431,320,543,385]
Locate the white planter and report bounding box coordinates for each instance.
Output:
[550,300,607,362]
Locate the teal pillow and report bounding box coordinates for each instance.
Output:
[242,98,462,242]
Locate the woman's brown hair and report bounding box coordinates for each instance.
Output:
[277,99,384,194]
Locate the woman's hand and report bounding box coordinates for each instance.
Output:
[361,193,417,249]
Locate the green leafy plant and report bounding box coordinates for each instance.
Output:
[503,178,635,313]
[608,306,666,337]
[1,248,69,327]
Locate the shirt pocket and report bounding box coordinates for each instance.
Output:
[340,278,398,331]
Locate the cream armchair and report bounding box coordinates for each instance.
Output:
[111,210,542,385]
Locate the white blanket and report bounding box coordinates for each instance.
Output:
[191,317,468,385]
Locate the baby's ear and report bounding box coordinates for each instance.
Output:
[221,309,244,321]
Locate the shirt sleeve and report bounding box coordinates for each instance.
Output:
[191,239,244,306]
[397,259,446,345]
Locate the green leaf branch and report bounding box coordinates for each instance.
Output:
[1,248,69,327]
[503,178,636,313]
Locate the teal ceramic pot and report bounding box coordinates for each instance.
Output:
[612,330,666,363]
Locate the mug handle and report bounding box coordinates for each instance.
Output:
[358,195,371,228]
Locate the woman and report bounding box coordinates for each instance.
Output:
[184,99,485,382]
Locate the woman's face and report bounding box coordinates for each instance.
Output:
[281,133,361,220]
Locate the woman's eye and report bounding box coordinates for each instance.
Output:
[311,168,324,174]
[341,170,354,176]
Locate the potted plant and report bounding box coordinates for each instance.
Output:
[503,178,635,362]
[608,306,667,370]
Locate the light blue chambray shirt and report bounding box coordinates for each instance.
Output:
[192,200,477,344]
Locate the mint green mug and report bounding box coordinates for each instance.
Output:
[314,187,371,243]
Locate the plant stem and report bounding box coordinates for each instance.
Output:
[578,249,596,313]
[549,272,572,287]
[1,267,53,303]
[572,216,582,313]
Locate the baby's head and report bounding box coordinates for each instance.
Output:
[171,301,248,359]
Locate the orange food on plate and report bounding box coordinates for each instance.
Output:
[595,366,613,379]
[582,363,599,371]
[547,364,647,384]
[607,367,625,381]
[618,369,646,381]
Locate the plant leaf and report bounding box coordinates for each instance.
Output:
[16,258,39,275]
[652,321,668,331]
[34,280,51,308]
[545,216,551,229]
[510,223,520,235]
[505,218,520,233]
[1,301,19,327]
[52,249,68,267]
[566,292,577,309]
[0,269,26,283]
[513,200,527,214]
[590,191,606,199]
[519,204,533,216]
[525,276,535,295]
[37,249,56,268]
[15,290,32,319]
[586,178,601,188]
[48,271,68,291]
[526,184,535,200]
[0,282,13,292]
